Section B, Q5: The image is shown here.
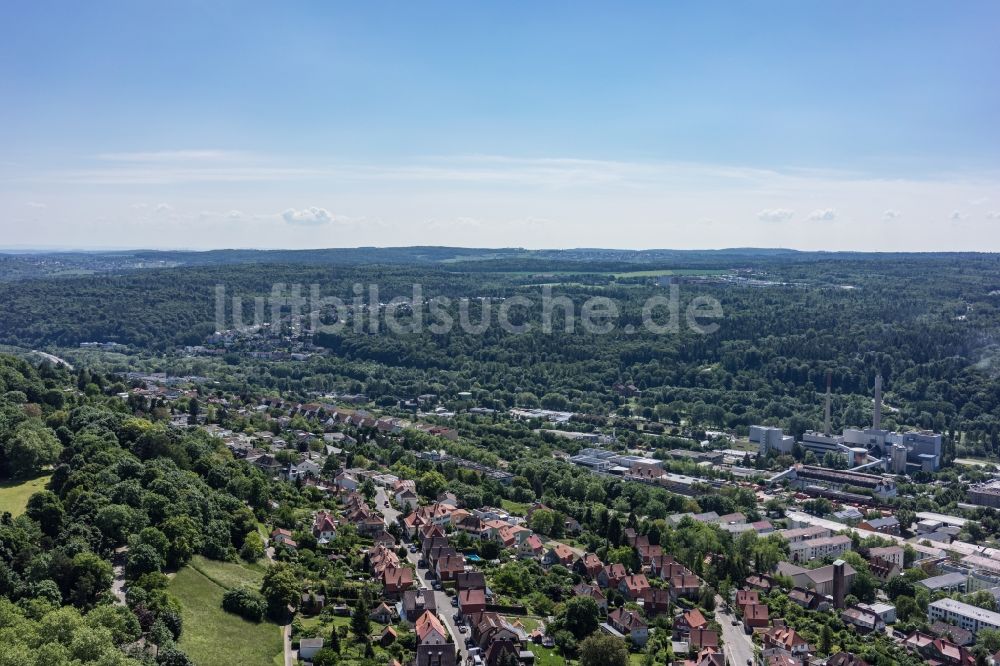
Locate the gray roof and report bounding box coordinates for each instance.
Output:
[918,572,967,591]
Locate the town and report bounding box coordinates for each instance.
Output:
[97,361,1000,666]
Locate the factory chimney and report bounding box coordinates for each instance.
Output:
[824,370,832,436]
[873,374,883,431]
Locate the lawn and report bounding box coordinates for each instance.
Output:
[527,644,566,666]
[500,499,530,516]
[169,557,283,666]
[0,475,51,517]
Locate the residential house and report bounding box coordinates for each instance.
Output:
[669,573,701,601]
[743,603,770,630]
[575,553,604,580]
[572,582,607,613]
[458,589,487,616]
[674,608,708,637]
[608,608,648,647]
[542,543,575,567]
[867,556,901,583]
[746,574,778,593]
[841,605,885,633]
[789,535,852,563]
[598,563,628,589]
[395,489,420,511]
[642,587,671,616]
[436,554,466,582]
[383,566,415,599]
[637,543,664,565]
[762,622,811,660]
[518,534,544,560]
[416,610,449,645]
[859,516,900,536]
[455,571,487,592]
[298,638,324,661]
[334,472,358,492]
[788,587,829,611]
[370,601,398,624]
[619,574,651,601]
[930,621,974,647]
[868,546,904,568]
[689,627,720,650]
[904,632,975,666]
[826,653,870,666]
[735,589,760,613]
[400,589,436,623]
[686,648,725,666]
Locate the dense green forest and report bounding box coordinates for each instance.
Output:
[2,251,999,452]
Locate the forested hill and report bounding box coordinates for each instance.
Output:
[1,246,995,282]
[0,353,276,664]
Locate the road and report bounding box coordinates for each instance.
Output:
[376,486,469,664]
[715,595,755,666]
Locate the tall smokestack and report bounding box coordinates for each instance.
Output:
[832,559,846,609]
[824,370,832,436]
[873,374,883,431]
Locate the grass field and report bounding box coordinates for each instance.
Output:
[528,644,566,665]
[0,475,51,516]
[169,556,283,666]
[500,499,530,516]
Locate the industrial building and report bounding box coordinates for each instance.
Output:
[752,373,943,474]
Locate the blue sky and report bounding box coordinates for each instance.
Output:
[1,1,998,250]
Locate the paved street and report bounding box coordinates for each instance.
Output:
[376,486,469,664]
[715,595,755,666]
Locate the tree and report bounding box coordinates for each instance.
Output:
[240,531,265,562]
[125,543,164,579]
[562,596,599,640]
[222,586,267,622]
[260,563,299,619]
[328,625,341,653]
[68,552,113,609]
[977,628,1000,654]
[417,471,446,499]
[820,623,833,654]
[311,648,340,666]
[351,596,371,641]
[529,509,557,536]
[25,490,64,537]
[579,633,629,666]
[554,630,577,658]
[5,420,62,478]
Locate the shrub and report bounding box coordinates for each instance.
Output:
[222,586,267,622]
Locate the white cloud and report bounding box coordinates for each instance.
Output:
[807,208,836,221]
[282,207,333,225]
[26,201,46,209]
[950,210,965,221]
[155,203,173,213]
[226,210,245,220]
[97,149,242,162]
[987,211,1000,219]
[970,197,989,205]
[882,209,901,220]
[757,208,794,222]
